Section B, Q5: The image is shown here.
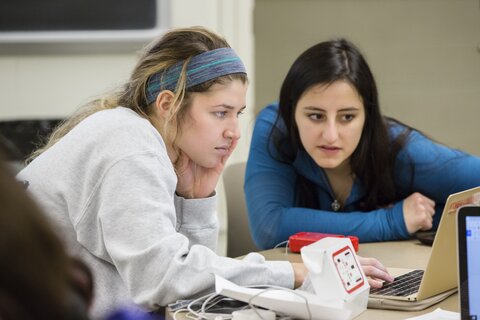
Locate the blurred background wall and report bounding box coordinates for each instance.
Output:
[0,0,255,256]
[0,0,255,164]
[0,0,478,255]
[254,0,480,155]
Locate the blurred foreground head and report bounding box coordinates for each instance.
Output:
[0,154,92,320]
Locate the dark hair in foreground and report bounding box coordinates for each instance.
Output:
[0,157,92,319]
[270,38,411,210]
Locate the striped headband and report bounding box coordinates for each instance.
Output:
[146,47,246,105]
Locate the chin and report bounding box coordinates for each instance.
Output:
[315,159,342,170]
[196,158,220,169]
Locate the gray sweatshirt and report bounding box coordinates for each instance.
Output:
[18,107,293,319]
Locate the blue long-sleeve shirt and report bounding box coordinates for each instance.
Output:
[245,103,480,249]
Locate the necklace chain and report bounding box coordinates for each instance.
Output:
[326,171,354,212]
[330,184,351,211]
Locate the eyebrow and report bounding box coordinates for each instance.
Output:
[302,106,360,112]
[213,104,247,111]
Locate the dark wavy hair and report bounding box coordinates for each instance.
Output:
[0,154,92,320]
[269,38,411,210]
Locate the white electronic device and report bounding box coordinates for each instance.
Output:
[300,237,370,318]
[214,237,369,320]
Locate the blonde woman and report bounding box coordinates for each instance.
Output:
[19,27,392,318]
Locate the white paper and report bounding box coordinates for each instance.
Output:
[404,308,460,320]
[214,275,352,320]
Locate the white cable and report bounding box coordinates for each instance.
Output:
[201,293,222,314]
[185,312,199,320]
[186,292,219,319]
[273,240,289,249]
[173,308,189,320]
[200,294,235,319]
[182,292,248,320]
[273,239,291,255]
[246,285,312,320]
[175,282,311,320]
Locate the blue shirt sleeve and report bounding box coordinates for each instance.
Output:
[393,127,480,227]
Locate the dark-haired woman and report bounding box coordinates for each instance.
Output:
[245,38,480,249]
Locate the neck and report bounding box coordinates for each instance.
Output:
[148,115,178,164]
[323,159,351,178]
[324,163,354,211]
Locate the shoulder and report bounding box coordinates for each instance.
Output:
[75,107,165,152]
[386,119,429,146]
[253,102,283,134]
[82,107,152,134]
[386,119,411,138]
[40,107,172,172]
[257,102,279,121]
[386,119,468,164]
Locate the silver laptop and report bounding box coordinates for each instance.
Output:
[457,205,480,320]
[368,186,480,310]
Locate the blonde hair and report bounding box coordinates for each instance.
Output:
[28,26,247,162]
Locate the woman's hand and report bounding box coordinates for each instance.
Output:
[175,138,238,199]
[403,192,436,234]
[291,262,309,288]
[357,256,394,288]
[292,256,393,289]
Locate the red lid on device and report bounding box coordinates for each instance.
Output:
[288,232,359,252]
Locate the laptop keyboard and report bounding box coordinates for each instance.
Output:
[370,269,424,297]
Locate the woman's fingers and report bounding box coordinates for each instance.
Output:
[357,256,394,284]
[403,192,436,233]
[368,278,385,289]
[357,256,388,272]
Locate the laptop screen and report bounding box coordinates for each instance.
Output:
[458,206,480,320]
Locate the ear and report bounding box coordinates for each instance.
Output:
[153,90,175,118]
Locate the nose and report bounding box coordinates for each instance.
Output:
[322,120,338,143]
[224,120,241,141]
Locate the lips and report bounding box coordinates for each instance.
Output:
[320,145,341,151]
[319,145,341,155]
[215,145,231,155]
[215,144,230,150]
